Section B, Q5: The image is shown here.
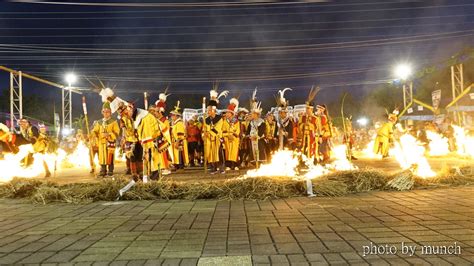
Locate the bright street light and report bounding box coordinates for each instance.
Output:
[357,117,369,127]
[394,63,412,80]
[65,73,77,86]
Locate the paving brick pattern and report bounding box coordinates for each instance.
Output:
[0,187,474,265]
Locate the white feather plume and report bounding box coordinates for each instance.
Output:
[159,93,169,101]
[278,87,292,105]
[217,90,229,101]
[99,87,114,103]
[252,87,258,101]
[210,89,218,98]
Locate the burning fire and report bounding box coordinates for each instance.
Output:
[391,134,436,178]
[61,141,94,169]
[453,125,474,157]
[245,145,356,180]
[328,145,358,171]
[426,131,450,156]
[0,145,54,182]
[0,141,101,183]
[245,150,298,178]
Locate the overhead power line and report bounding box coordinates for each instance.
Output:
[1,22,471,39]
[0,29,471,55]
[3,3,474,19]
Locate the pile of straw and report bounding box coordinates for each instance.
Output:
[0,164,472,204]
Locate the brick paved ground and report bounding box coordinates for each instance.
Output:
[0,187,474,265]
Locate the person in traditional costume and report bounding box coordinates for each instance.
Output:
[373,110,398,158]
[117,101,144,181]
[237,108,251,168]
[170,101,189,169]
[203,88,228,174]
[276,88,294,150]
[298,88,320,163]
[19,118,39,167]
[88,130,99,174]
[316,104,332,163]
[92,102,120,177]
[222,98,241,171]
[186,115,202,167]
[247,89,267,166]
[264,112,277,158]
[342,116,357,160]
[0,122,19,154]
[32,123,52,177]
[149,95,173,176]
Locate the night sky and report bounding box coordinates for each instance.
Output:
[1,0,474,121]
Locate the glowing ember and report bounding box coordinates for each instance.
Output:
[391,134,436,178]
[453,125,474,157]
[426,131,450,156]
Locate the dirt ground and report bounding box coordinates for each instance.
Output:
[39,152,473,185]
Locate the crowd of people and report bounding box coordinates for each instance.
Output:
[84,87,343,182]
[1,85,470,182]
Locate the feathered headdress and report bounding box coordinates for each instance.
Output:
[388,108,399,122]
[226,98,239,113]
[159,84,170,102]
[278,88,292,107]
[252,101,263,114]
[210,89,229,103]
[306,85,320,108]
[250,87,262,114]
[170,101,182,116]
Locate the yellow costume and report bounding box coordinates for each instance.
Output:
[171,118,189,165]
[373,121,395,157]
[222,118,240,163]
[298,113,320,159]
[33,132,50,153]
[121,116,138,143]
[136,112,162,173]
[158,117,172,168]
[203,116,223,164]
[92,117,120,175]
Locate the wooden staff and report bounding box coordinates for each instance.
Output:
[340,93,352,162]
[202,97,207,173]
[144,92,149,110]
[82,96,95,169]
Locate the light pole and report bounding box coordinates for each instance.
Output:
[63,73,77,134]
[394,63,413,111]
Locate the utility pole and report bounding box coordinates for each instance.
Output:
[450,63,464,125]
[402,81,413,111]
[9,71,22,131]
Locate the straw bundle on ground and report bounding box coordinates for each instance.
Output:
[0,165,473,204]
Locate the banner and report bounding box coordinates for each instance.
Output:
[432,90,442,110]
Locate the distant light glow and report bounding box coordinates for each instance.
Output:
[62,127,72,136]
[357,117,369,126]
[394,64,412,80]
[65,73,77,85]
